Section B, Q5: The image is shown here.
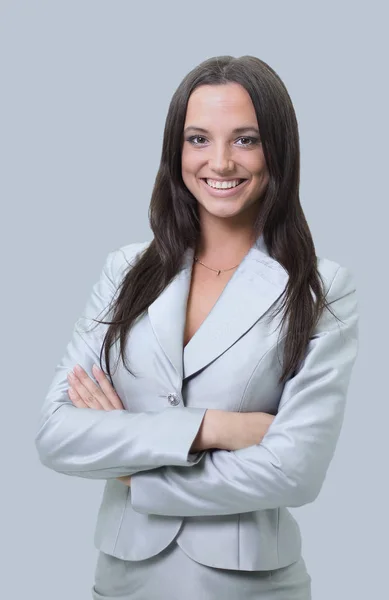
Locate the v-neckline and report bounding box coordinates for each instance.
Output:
[182,258,244,354]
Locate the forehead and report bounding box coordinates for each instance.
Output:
[184,83,257,125]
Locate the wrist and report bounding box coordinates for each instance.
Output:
[206,409,234,450]
[190,409,220,451]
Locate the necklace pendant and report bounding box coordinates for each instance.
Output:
[216,270,221,276]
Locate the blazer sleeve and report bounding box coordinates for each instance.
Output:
[130,265,359,516]
[34,247,207,480]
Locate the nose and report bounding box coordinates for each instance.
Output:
[208,144,235,174]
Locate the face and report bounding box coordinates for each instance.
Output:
[181,82,269,225]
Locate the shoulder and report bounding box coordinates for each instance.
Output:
[316,255,357,300]
[115,240,152,265]
[105,240,152,286]
[315,255,358,336]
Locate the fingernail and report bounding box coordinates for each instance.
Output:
[92,364,101,373]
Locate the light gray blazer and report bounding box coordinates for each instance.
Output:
[35,236,359,571]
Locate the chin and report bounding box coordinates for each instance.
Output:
[200,202,247,218]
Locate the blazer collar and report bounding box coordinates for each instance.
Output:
[147,235,289,380]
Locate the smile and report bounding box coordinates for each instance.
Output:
[199,178,249,197]
[204,178,245,189]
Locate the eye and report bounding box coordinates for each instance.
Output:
[186,135,207,146]
[236,137,260,147]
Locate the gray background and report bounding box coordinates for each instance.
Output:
[1,1,387,598]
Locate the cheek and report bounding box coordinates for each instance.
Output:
[181,147,197,172]
[250,162,269,187]
[245,149,267,173]
[253,162,267,176]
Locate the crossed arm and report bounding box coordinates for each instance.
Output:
[35,248,359,516]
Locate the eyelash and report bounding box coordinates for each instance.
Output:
[185,135,260,148]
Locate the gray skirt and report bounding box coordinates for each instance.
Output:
[91,540,312,599]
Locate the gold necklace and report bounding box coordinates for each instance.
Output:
[193,255,241,276]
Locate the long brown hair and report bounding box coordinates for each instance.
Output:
[92,55,339,385]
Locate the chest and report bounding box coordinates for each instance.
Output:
[109,254,289,416]
[183,265,236,348]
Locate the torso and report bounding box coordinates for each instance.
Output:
[183,263,237,348]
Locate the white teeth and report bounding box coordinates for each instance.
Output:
[205,178,242,189]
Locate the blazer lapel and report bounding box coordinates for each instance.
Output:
[147,235,289,381]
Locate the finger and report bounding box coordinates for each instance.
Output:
[92,364,125,410]
[68,368,109,410]
[68,385,89,408]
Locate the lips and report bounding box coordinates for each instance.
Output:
[198,177,250,198]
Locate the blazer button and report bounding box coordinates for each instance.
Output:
[167,392,180,406]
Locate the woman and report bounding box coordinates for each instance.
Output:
[35,55,359,599]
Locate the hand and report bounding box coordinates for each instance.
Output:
[67,363,131,486]
[67,363,125,410]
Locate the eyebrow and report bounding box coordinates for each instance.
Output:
[184,126,260,135]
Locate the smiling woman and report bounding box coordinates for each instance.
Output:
[35,54,359,600]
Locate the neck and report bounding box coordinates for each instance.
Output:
[195,226,257,268]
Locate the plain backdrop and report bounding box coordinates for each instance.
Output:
[1,1,387,598]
